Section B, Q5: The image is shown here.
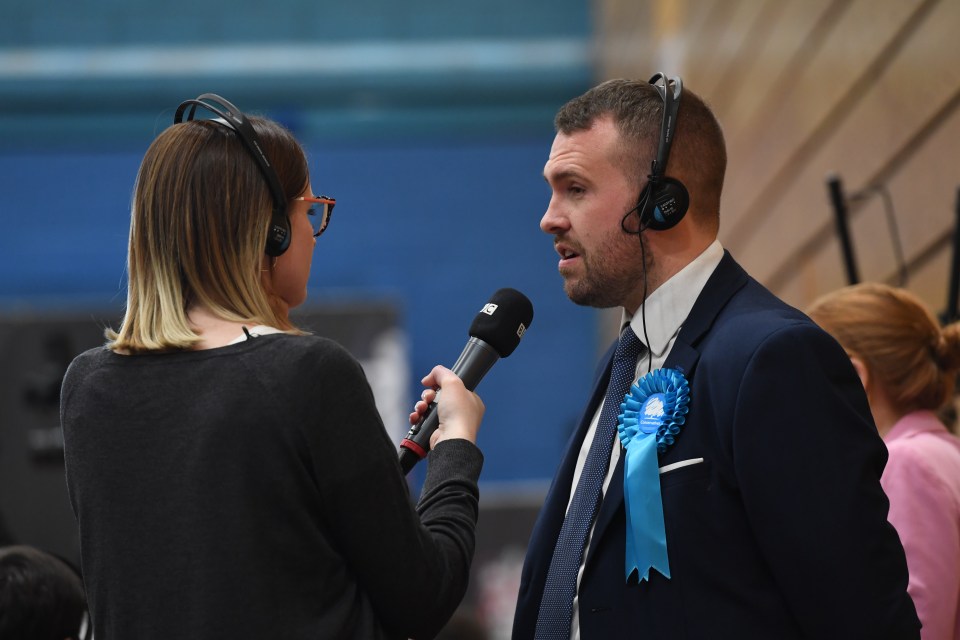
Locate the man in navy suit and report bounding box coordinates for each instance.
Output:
[512,77,920,639]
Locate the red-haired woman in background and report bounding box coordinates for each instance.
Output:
[809,283,960,639]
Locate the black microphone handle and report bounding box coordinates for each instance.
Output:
[450,337,501,389]
[398,337,500,474]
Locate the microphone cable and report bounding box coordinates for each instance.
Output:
[621,198,654,374]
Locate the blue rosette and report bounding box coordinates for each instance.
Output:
[616,368,690,582]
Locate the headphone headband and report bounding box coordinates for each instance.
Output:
[173,93,291,256]
[648,73,683,182]
[629,72,689,232]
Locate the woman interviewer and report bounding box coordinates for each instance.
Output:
[808,283,960,640]
[60,95,485,639]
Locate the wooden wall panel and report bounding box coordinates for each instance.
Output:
[779,103,960,313]
[682,2,769,99]
[723,0,929,236]
[596,0,959,317]
[738,0,958,294]
[716,0,833,139]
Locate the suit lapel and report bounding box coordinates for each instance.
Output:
[585,251,749,572]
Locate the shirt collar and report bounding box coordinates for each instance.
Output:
[622,239,724,354]
[227,325,283,346]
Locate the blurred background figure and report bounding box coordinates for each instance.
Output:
[808,283,960,640]
[0,544,88,640]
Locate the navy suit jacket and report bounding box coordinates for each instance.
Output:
[513,252,920,639]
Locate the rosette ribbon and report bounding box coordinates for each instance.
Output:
[616,368,690,582]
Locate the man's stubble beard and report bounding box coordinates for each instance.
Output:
[563,228,652,310]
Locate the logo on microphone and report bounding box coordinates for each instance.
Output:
[516,323,526,339]
[481,303,498,316]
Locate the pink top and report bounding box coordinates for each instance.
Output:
[882,410,960,640]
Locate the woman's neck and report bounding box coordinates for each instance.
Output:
[186,305,261,350]
[867,384,902,439]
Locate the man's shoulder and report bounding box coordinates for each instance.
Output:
[686,250,810,335]
[708,269,810,333]
[696,270,836,367]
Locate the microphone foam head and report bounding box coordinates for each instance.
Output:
[469,288,534,357]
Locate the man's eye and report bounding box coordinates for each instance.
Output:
[307,206,318,217]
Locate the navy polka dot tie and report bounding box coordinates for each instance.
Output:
[534,326,644,639]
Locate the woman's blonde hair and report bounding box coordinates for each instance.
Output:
[108,116,310,353]
[807,283,960,417]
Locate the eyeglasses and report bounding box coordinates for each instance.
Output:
[294,195,336,238]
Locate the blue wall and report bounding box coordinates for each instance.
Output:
[0,0,593,147]
[0,0,588,46]
[0,134,600,484]
[0,0,599,486]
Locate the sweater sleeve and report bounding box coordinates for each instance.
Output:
[297,340,483,639]
[60,347,106,518]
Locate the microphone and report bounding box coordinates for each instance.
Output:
[398,288,534,475]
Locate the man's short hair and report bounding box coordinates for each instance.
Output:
[555,78,727,229]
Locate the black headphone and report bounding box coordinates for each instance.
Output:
[635,73,689,232]
[174,93,291,257]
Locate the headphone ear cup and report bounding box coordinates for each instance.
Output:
[642,177,689,231]
[264,213,291,257]
[635,184,652,229]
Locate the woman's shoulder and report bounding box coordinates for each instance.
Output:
[888,429,960,461]
[243,334,377,418]
[253,332,354,357]
[885,418,960,490]
[61,344,115,405]
[246,333,365,376]
[64,344,113,378]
